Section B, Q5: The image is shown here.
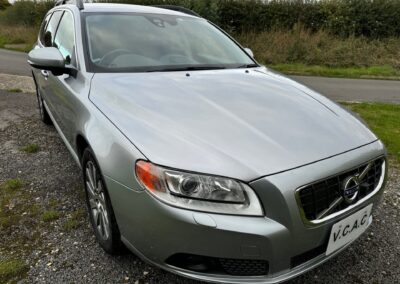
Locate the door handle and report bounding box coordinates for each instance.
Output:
[41,70,49,79]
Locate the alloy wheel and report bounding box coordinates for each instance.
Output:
[85,161,111,241]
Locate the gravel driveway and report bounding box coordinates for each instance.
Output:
[0,89,399,283]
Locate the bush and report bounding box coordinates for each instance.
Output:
[0,0,10,10]
[0,0,53,26]
[1,0,400,71]
[237,27,400,68]
[0,25,38,49]
[2,0,400,38]
[113,0,400,38]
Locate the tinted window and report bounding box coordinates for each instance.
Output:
[84,13,255,72]
[39,13,52,45]
[43,10,63,47]
[54,12,76,66]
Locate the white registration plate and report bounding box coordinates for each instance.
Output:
[326,204,373,255]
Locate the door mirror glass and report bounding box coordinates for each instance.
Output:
[244,47,254,58]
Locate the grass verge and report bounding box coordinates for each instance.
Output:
[1,24,400,79]
[0,25,37,52]
[270,64,400,80]
[0,259,29,283]
[342,103,400,164]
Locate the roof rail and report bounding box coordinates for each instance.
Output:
[55,0,84,10]
[153,5,200,17]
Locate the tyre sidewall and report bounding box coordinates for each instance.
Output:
[82,148,122,254]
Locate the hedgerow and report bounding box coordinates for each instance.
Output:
[2,0,400,39]
[116,0,400,38]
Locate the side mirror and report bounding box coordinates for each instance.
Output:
[28,47,77,76]
[244,47,254,58]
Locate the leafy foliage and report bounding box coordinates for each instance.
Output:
[113,0,400,38]
[0,0,54,26]
[0,0,10,10]
[2,0,400,38]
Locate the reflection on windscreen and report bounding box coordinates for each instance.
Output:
[85,13,254,72]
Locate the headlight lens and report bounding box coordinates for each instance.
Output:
[135,160,263,216]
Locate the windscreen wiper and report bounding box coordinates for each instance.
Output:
[236,63,259,68]
[146,66,227,72]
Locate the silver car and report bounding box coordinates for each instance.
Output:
[28,1,387,283]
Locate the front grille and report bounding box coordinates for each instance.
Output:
[219,258,268,276]
[297,158,384,221]
[166,253,269,276]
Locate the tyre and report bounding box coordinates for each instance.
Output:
[82,148,123,254]
[36,87,52,125]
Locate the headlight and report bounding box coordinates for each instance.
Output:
[135,160,263,216]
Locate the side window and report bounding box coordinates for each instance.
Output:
[43,10,63,48]
[39,13,52,45]
[54,12,76,66]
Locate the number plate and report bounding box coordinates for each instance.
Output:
[326,204,373,255]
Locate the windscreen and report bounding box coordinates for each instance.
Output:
[84,13,256,72]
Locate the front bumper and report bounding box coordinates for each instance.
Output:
[106,140,386,283]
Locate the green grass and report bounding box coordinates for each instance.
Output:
[342,103,400,164]
[63,219,80,231]
[4,179,23,190]
[7,88,22,93]
[63,209,85,231]
[270,64,400,80]
[42,210,60,222]
[237,28,400,79]
[20,144,40,154]
[0,259,29,283]
[0,25,37,52]
[1,179,25,230]
[1,24,400,79]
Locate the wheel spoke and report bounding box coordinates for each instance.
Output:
[86,166,95,190]
[86,181,96,198]
[88,198,97,209]
[92,209,100,226]
[99,213,105,237]
[103,212,110,239]
[91,164,97,190]
[97,185,106,206]
[101,212,110,239]
[85,159,110,241]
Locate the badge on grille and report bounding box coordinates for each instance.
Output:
[341,162,373,204]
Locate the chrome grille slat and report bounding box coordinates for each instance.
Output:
[297,158,384,222]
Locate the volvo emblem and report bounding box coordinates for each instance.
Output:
[342,175,360,204]
[341,162,373,204]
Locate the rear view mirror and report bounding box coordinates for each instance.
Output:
[28,47,77,76]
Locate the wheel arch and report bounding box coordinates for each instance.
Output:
[31,70,38,90]
[76,133,90,164]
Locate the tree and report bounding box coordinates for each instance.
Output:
[0,0,10,10]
